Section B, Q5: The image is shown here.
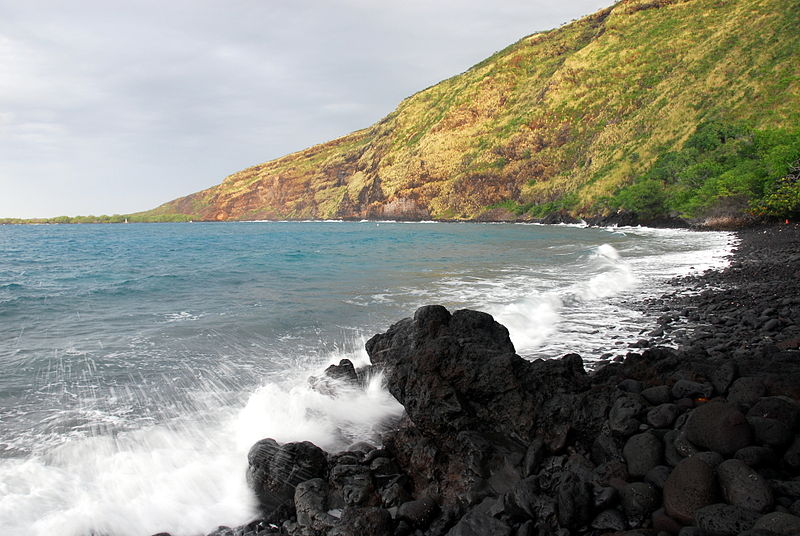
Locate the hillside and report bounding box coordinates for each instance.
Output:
[139,0,800,223]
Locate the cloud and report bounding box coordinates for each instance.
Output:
[0,0,611,218]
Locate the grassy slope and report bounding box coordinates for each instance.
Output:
[140,0,800,222]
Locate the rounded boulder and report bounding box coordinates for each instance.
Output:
[623,432,664,478]
[685,401,752,455]
[663,456,718,524]
[716,459,773,513]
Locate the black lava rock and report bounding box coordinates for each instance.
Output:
[247,439,328,520]
[685,401,753,455]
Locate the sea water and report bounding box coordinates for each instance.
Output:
[0,221,732,535]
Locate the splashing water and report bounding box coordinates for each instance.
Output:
[0,222,733,535]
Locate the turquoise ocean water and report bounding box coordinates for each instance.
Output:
[0,222,732,535]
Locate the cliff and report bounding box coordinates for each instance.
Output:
[139,0,800,222]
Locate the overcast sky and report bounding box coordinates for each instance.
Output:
[0,0,611,218]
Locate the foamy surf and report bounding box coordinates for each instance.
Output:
[0,222,735,536]
[487,243,637,355]
[0,348,402,536]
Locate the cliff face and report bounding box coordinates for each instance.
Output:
[142,0,800,222]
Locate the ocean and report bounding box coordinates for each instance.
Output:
[0,221,732,535]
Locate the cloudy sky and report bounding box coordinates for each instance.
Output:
[1,0,611,218]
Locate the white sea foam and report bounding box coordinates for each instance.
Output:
[0,224,735,536]
[0,348,402,536]
[0,413,257,536]
[487,243,637,354]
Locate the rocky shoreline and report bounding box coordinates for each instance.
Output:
[161,224,800,536]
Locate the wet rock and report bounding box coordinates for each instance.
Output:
[675,397,695,412]
[728,377,767,410]
[673,430,701,458]
[748,417,793,448]
[753,511,800,535]
[672,380,713,400]
[593,485,618,510]
[619,379,645,393]
[397,497,439,529]
[647,403,680,429]
[593,424,624,464]
[205,528,234,536]
[747,397,800,430]
[784,435,800,470]
[642,385,672,405]
[515,489,557,525]
[624,432,664,478]
[663,456,718,524]
[591,509,627,531]
[711,361,738,395]
[295,478,337,531]
[663,430,684,467]
[620,482,660,527]
[652,507,683,534]
[694,451,723,469]
[770,480,800,500]
[365,306,589,443]
[330,507,393,536]
[347,441,376,456]
[593,460,629,487]
[610,394,646,437]
[716,459,773,513]
[685,401,753,455]
[378,476,410,507]
[644,465,672,490]
[735,445,775,467]
[557,471,593,529]
[522,438,545,477]
[694,503,760,536]
[446,509,512,536]
[247,439,328,520]
[369,457,400,485]
[502,476,539,519]
[324,359,359,384]
[329,464,376,508]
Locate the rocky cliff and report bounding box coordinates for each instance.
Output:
[140,0,800,222]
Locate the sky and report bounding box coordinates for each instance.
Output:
[0,0,611,218]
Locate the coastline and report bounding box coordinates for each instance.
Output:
[0,210,776,230]
[174,223,800,536]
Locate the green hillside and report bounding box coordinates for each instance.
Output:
[139,0,800,223]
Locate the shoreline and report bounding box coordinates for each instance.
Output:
[0,213,786,231]
[179,223,800,536]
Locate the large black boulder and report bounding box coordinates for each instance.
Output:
[365,305,592,443]
[246,439,328,520]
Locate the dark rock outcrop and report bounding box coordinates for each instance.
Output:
[246,439,328,521]
[219,225,800,536]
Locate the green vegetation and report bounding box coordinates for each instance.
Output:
[33,0,799,224]
[608,122,800,219]
[0,213,194,225]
